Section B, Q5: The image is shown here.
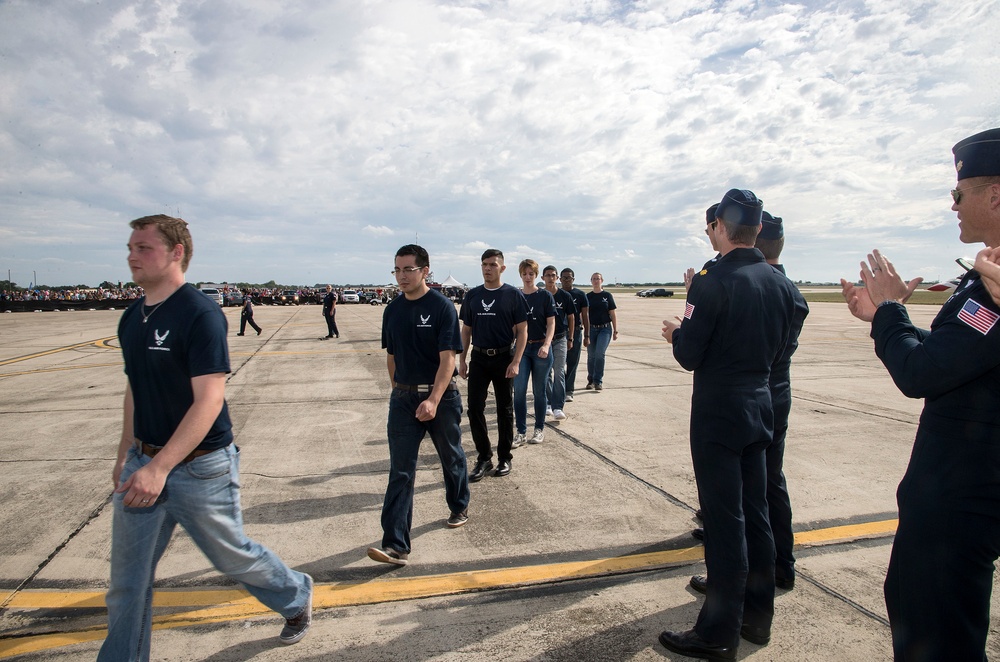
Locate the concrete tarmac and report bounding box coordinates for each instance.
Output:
[1,296,998,660]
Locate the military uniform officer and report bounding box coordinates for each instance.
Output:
[842,128,1000,661]
[660,189,809,660]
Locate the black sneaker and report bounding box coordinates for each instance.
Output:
[494,460,511,477]
[595,383,603,391]
[469,460,493,482]
[367,547,408,565]
[279,575,313,645]
[585,382,594,390]
[447,509,469,528]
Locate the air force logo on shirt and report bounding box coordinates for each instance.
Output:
[149,329,171,352]
[418,314,432,328]
[481,299,496,312]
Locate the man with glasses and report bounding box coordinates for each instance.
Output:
[543,265,576,420]
[368,245,469,566]
[842,128,1000,660]
[559,268,589,402]
[458,249,528,480]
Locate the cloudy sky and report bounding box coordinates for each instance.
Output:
[1,0,998,289]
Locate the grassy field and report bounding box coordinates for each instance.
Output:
[606,286,952,306]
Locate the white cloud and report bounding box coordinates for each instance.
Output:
[363,225,395,237]
[0,0,997,287]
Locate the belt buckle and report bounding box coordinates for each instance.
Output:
[486,347,498,356]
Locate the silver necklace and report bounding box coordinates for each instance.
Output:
[141,299,165,324]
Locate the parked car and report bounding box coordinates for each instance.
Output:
[647,288,675,297]
[224,290,244,307]
[276,290,300,305]
[199,287,223,306]
[342,290,360,303]
[636,289,654,297]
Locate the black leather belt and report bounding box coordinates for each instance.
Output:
[527,339,545,344]
[139,441,218,464]
[395,382,459,393]
[591,323,612,328]
[553,332,566,339]
[472,345,513,356]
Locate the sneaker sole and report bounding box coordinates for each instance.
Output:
[366,547,408,565]
[447,518,468,529]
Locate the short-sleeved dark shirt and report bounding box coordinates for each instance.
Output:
[586,291,617,326]
[459,283,528,348]
[522,289,556,341]
[381,288,462,385]
[550,288,575,336]
[564,287,588,329]
[118,284,233,451]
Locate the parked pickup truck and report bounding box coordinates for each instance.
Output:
[644,288,674,298]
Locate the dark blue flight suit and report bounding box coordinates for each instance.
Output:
[873,271,1000,661]
[671,247,808,647]
[767,263,807,586]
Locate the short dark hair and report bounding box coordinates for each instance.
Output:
[481,248,504,262]
[543,265,558,276]
[754,236,785,261]
[129,215,193,272]
[396,244,429,269]
[560,267,574,277]
[721,219,760,247]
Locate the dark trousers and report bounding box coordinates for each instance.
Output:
[692,437,775,647]
[239,312,261,334]
[324,311,339,337]
[884,427,1000,661]
[766,424,794,583]
[466,349,514,463]
[381,388,469,554]
[565,326,583,395]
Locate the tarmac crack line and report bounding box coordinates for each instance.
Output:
[0,494,113,615]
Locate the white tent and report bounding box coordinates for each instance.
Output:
[440,274,464,287]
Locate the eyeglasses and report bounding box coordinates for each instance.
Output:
[951,182,995,204]
[391,267,424,276]
[708,220,719,231]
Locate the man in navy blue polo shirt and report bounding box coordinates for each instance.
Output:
[458,249,528,480]
[367,245,469,566]
[100,215,312,661]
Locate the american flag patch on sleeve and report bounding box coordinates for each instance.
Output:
[957,299,999,335]
[684,302,695,319]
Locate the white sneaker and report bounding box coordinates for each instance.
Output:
[529,428,544,444]
[565,394,574,402]
[546,406,553,417]
[553,409,567,421]
[512,433,526,448]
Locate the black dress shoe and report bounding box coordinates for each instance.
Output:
[775,575,795,590]
[689,575,708,594]
[658,629,735,661]
[494,460,511,477]
[740,624,770,646]
[694,509,703,521]
[469,460,493,483]
[691,527,704,541]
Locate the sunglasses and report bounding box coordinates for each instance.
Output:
[951,182,995,204]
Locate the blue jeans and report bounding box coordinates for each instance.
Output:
[383,387,469,553]
[565,326,583,395]
[586,325,613,386]
[514,343,554,434]
[546,336,568,409]
[99,445,311,662]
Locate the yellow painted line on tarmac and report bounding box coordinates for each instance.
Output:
[0,337,118,368]
[0,519,897,658]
